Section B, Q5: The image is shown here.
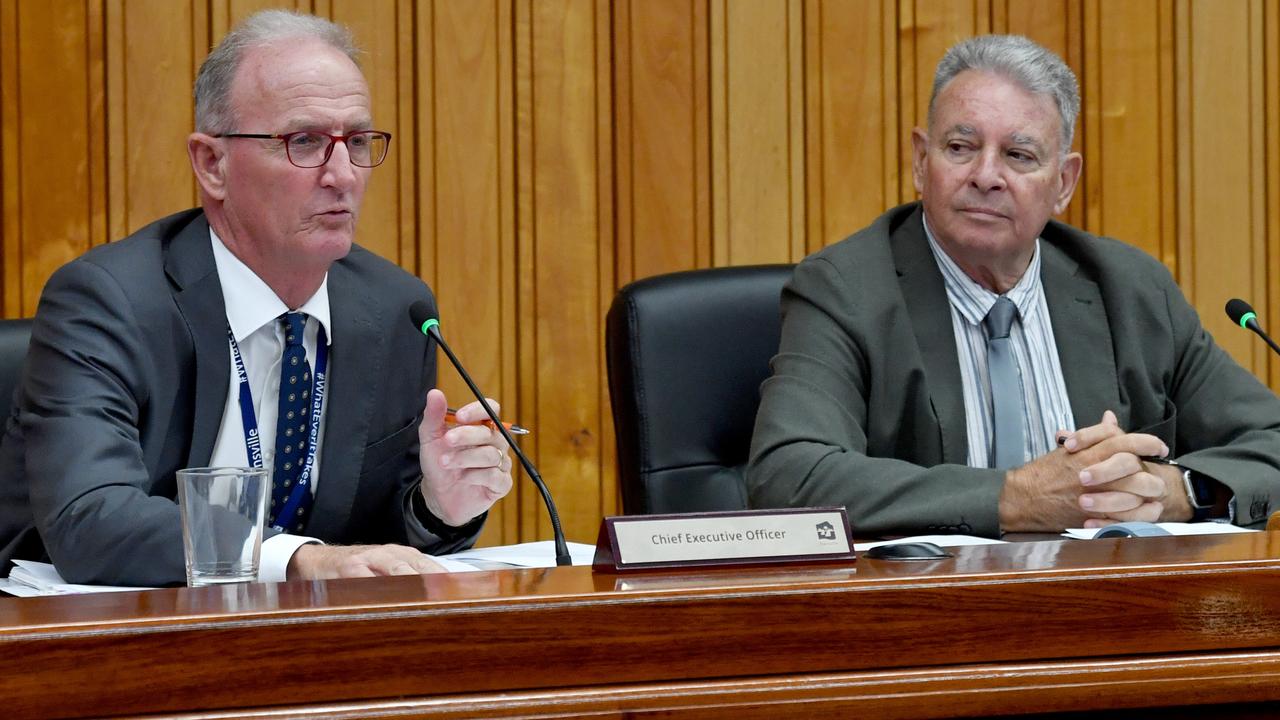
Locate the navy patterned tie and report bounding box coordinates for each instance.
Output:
[270,311,314,532]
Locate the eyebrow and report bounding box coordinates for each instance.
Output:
[1009,132,1048,154]
[943,124,977,137]
[279,118,375,134]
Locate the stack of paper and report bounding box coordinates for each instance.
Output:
[0,560,155,597]
[0,541,600,596]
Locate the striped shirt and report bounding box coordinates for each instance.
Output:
[922,215,1075,468]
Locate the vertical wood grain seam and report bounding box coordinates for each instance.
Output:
[788,0,805,262]
[710,0,727,266]
[396,0,416,274]
[612,0,632,286]
[883,0,899,211]
[1081,0,1100,235]
[1267,0,1280,387]
[803,0,822,256]
[596,0,618,522]
[498,0,520,543]
[1174,0,1193,294]
[1250,0,1268,376]
[0,0,18,316]
[514,0,539,539]
[86,0,106,252]
[693,0,711,270]
[106,0,125,242]
[1159,0,1176,276]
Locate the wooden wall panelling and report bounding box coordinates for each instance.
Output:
[613,0,710,284]
[804,0,899,253]
[595,0,618,522]
[518,0,611,544]
[1079,0,1170,265]
[711,0,805,266]
[422,0,519,546]
[1,0,20,316]
[333,0,405,265]
[0,1,104,318]
[998,0,1085,230]
[898,0,990,203]
[106,1,199,242]
[1267,0,1280,388]
[1178,0,1269,376]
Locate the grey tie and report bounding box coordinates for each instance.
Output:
[984,297,1024,469]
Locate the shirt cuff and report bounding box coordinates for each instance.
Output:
[258,532,322,582]
[408,486,486,543]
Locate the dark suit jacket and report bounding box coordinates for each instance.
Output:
[0,209,481,585]
[748,203,1280,537]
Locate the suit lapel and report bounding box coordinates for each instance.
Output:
[165,214,230,467]
[892,209,969,464]
[306,258,385,539]
[1041,241,1119,429]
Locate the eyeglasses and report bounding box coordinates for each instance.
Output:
[214,130,392,168]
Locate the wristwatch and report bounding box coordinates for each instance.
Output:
[1146,456,1217,519]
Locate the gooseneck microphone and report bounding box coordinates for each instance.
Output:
[409,301,572,567]
[1226,298,1280,358]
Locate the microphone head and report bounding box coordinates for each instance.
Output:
[1226,298,1257,329]
[409,300,439,336]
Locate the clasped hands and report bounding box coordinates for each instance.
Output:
[999,410,1192,532]
[287,388,513,580]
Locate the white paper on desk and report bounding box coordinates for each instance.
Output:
[854,535,1006,552]
[441,540,597,570]
[2,560,156,596]
[1062,522,1260,540]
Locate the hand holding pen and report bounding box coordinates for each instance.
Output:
[445,408,530,435]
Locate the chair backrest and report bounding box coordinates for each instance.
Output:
[606,264,794,515]
[0,319,32,424]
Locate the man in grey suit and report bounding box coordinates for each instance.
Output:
[748,35,1280,537]
[0,10,514,585]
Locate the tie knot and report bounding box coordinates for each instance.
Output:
[280,312,307,347]
[984,297,1017,339]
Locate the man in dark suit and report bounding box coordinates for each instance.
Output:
[0,10,513,585]
[748,35,1280,537]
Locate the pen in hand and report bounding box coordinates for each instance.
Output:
[445,408,530,435]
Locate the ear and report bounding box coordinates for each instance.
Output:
[188,133,228,201]
[1052,151,1083,215]
[910,128,929,195]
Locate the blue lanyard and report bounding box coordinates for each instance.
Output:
[227,321,329,531]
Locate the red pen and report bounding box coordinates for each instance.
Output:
[445,408,530,435]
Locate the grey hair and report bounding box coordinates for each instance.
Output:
[928,35,1080,155]
[194,10,361,134]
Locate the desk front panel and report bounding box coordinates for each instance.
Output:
[4,534,1280,718]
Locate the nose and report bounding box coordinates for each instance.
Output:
[968,148,1006,193]
[320,139,359,191]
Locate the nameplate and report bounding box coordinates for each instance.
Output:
[592,508,855,572]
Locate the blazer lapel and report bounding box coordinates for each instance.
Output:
[305,260,385,539]
[1040,242,1119,429]
[892,209,969,464]
[164,213,230,467]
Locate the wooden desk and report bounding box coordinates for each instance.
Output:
[5,534,1280,719]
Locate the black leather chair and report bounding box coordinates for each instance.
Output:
[606,264,794,515]
[0,318,32,424]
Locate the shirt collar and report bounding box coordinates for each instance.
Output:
[209,228,333,345]
[921,211,1044,327]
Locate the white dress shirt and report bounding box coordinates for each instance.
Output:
[922,214,1076,468]
[208,229,331,581]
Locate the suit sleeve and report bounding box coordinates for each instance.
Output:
[1157,270,1280,527]
[22,259,187,585]
[746,257,1005,538]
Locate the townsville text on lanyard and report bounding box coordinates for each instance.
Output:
[227,323,328,532]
